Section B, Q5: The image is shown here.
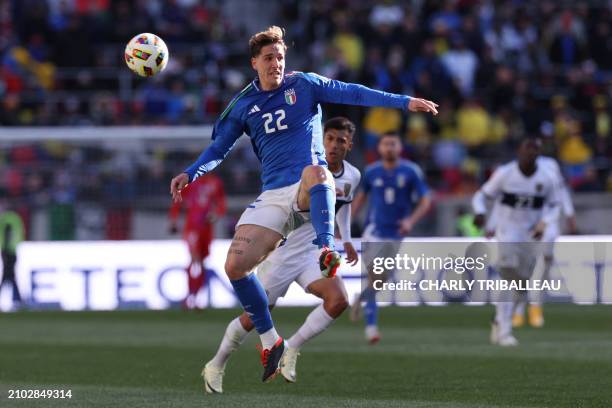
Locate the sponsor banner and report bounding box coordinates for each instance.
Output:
[0,237,609,310]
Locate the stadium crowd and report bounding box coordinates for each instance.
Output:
[2,0,612,238]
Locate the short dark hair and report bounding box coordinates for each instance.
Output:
[324,117,356,136]
[519,136,542,148]
[249,26,287,57]
[379,131,401,142]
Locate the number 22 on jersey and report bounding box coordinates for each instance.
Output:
[263,109,288,134]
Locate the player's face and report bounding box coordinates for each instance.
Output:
[324,129,353,165]
[251,43,285,90]
[378,135,402,161]
[518,139,541,167]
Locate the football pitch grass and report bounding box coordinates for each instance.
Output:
[1,305,611,407]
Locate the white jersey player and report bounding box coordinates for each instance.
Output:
[515,156,575,327]
[486,156,576,327]
[203,117,361,393]
[472,138,559,346]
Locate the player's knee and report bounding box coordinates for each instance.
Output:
[225,257,250,280]
[301,165,331,187]
[239,312,255,332]
[323,290,349,318]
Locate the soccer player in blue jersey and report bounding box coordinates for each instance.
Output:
[170,26,438,382]
[351,132,432,343]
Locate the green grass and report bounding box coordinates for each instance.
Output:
[1,305,611,407]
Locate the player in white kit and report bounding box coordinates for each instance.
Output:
[473,138,559,346]
[512,156,576,327]
[203,117,361,393]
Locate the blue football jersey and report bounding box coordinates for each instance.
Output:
[362,160,429,239]
[184,72,410,191]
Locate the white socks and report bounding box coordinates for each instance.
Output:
[260,327,280,350]
[210,317,250,369]
[210,305,335,369]
[495,302,514,338]
[287,304,334,349]
[513,290,528,316]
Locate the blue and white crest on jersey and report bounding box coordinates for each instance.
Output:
[285,88,297,105]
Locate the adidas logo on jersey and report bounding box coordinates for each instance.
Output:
[248,105,261,115]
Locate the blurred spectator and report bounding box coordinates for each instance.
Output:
[49,170,76,240]
[548,10,587,67]
[428,1,462,33]
[559,120,597,191]
[332,11,364,74]
[456,99,490,149]
[441,35,478,96]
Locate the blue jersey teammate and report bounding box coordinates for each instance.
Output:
[170,27,439,383]
[351,132,432,343]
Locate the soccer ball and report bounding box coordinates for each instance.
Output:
[124,33,169,77]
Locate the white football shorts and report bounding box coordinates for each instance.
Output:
[496,242,540,280]
[236,181,309,237]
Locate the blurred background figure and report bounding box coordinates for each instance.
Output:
[351,132,431,344]
[0,201,25,311]
[169,173,226,310]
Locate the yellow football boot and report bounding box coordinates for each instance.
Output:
[512,313,525,328]
[528,304,545,328]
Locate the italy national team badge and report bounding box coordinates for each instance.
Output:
[285,88,297,105]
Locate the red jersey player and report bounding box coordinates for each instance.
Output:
[169,173,226,309]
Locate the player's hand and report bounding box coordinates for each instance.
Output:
[169,224,178,234]
[408,98,439,115]
[485,229,495,239]
[398,218,414,236]
[343,242,358,266]
[473,214,486,229]
[566,215,578,235]
[170,173,189,203]
[532,221,546,240]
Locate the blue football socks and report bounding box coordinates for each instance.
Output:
[230,273,273,334]
[363,287,378,327]
[309,183,335,249]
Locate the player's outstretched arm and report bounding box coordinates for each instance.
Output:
[305,72,438,115]
[170,173,189,203]
[408,98,439,115]
[170,115,243,203]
